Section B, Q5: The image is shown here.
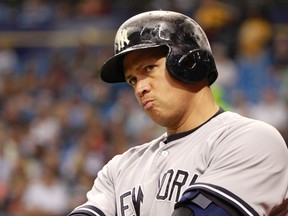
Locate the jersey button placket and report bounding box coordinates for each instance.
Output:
[161,150,169,157]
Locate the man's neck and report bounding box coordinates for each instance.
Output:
[167,87,219,136]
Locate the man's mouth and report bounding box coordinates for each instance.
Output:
[142,99,154,110]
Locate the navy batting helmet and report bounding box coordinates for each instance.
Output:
[100,10,218,85]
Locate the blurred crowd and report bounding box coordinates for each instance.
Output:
[0,0,287,215]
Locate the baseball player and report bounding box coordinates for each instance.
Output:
[68,10,288,216]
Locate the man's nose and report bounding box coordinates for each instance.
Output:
[135,79,150,97]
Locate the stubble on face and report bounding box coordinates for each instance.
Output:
[143,71,193,130]
[123,46,195,131]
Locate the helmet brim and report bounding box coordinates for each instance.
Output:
[100,44,163,83]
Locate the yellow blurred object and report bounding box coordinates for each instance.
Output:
[195,1,235,30]
[238,18,272,56]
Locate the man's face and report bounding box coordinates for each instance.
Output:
[123,47,195,129]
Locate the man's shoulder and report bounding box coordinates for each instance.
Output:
[216,111,281,131]
[214,111,286,149]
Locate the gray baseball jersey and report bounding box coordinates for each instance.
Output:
[69,111,288,216]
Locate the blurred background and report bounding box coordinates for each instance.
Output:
[0,0,287,215]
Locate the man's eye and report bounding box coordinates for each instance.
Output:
[128,77,137,85]
[146,65,154,71]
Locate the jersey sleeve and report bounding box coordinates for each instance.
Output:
[68,155,121,216]
[194,119,288,215]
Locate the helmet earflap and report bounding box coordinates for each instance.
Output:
[167,49,216,84]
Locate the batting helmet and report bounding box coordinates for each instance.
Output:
[100,10,218,85]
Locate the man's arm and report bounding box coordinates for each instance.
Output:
[68,205,106,216]
[67,157,118,216]
[171,184,259,216]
